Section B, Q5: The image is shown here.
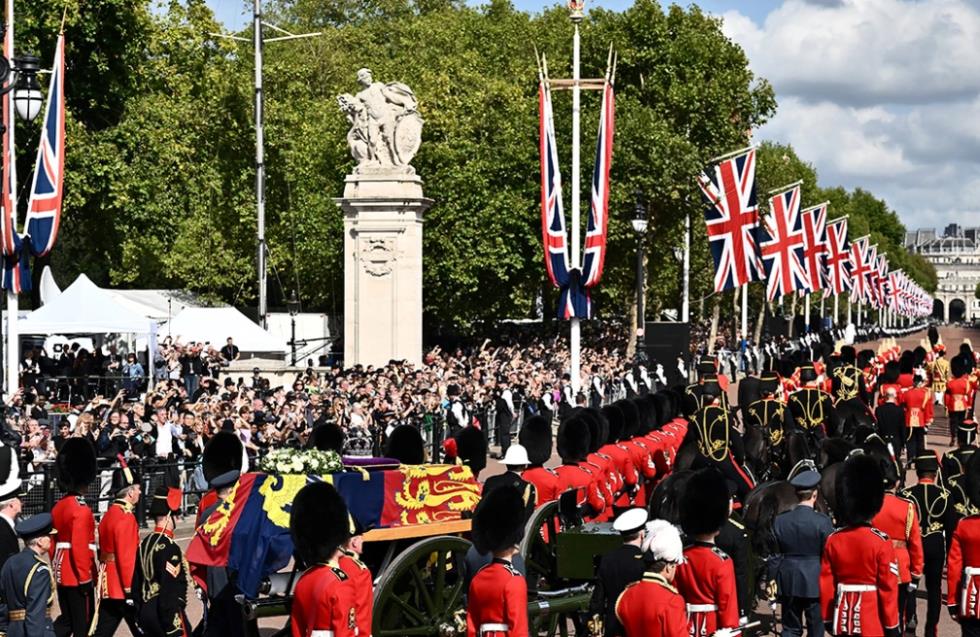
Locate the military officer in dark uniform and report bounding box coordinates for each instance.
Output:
[195,469,241,637]
[944,421,977,489]
[901,454,955,637]
[0,513,56,637]
[787,364,836,441]
[0,445,23,573]
[133,485,190,637]
[770,470,834,637]
[832,346,869,406]
[588,508,648,637]
[875,387,906,455]
[745,372,789,472]
[688,379,754,502]
[718,498,753,623]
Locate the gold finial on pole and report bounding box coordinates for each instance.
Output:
[568,0,584,23]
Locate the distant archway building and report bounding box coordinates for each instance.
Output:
[906,224,980,323]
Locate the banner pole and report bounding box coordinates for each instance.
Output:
[569,11,582,398]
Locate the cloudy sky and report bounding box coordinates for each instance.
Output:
[205,0,980,232]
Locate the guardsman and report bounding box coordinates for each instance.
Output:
[745,372,789,472]
[133,485,191,637]
[901,375,933,461]
[338,516,372,637]
[688,380,754,502]
[819,454,899,637]
[871,461,924,633]
[947,453,980,637]
[833,345,869,406]
[467,485,529,637]
[901,454,955,637]
[787,363,835,440]
[947,356,973,447]
[615,519,687,637]
[554,416,605,519]
[598,405,638,512]
[929,345,950,405]
[674,468,740,637]
[483,444,538,522]
[197,469,242,637]
[51,438,98,637]
[588,508,648,637]
[518,416,560,506]
[0,513,56,637]
[288,482,357,637]
[196,431,243,527]
[770,470,834,637]
[90,457,141,637]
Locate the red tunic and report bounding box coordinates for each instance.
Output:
[616,572,688,637]
[674,542,739,637]
[946,377,972,414]
[870,494,924,583]
[901,387,933,428]
[50,494,96,587]
[290,562,357,637]
[338,551,373,637]
[820,525,899,636]
[466,559,528,637]
[603,443,638,509]
[554,463,605,517]
[522,467,560,506]
[946,514,980,618]
[96,499,139,600]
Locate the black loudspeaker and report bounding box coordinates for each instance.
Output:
[641,322,690,367]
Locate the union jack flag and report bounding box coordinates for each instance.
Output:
[25,32,65,259]
[864,243,880,308]
[697,149,764,293]
[759,184,807,301]
[0,0,22,292]
[539,67,569,291]
[888,269,903,313]
[799,202,828,293]
[875,252,889,310]
[582,75,613,289]
[849,236,871,305]
[824,217,851,296]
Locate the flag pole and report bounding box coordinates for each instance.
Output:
[805,293,810,332]
[833,293,839,327]
[569,2,583,398]
[741,285,748,346]
[4,0,16,398]
[682,213,690,323]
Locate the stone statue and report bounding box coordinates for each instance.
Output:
[338,68,423,172]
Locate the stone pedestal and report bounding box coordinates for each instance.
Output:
[336,171,433,367]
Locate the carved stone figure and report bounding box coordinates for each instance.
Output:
[338,68,423,172]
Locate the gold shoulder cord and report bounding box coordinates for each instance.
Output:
[698,408,730,462]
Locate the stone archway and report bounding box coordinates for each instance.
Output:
[950,298,967,323]
[933,298,945,321]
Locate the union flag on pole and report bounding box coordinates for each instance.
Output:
[582,71,613,289]
[824,217,851,296]
[799,202,828,293]
[539,64,569,291]
[849,236,871,303]
[697,148,764,293]
[758,183,807,301]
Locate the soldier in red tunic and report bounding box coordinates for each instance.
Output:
[553,416,605,519]
[901,376,934,460]
[820,454,900,637]
[90,457,141,637]
[338,516,372,637]
[467,484,528,637]
[674,468,740,637]
[289,481,358,637]
[615,519,687,637]
[51,437,98,637]
[947,356,974,445]
[947,453,980,637]
[518,415,560,506]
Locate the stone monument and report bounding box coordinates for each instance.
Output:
[336,68,432,367]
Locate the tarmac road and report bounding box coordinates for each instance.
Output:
[98,324,978,636]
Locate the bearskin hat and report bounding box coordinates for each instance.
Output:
[617,400,642,438]
[385,424,426,465]
[857,350,876,370]
[913,346,927,368]
[635,396,658,433]
[881,361,901,384]
[582,408,607,453]
[899,351,914,375]
[836,453,885,526]
[290,481,351,566]
[952,354,969,379]
[651,393,671,430]
[56,438,97,493]
[601,403,625,442]
[308,423,346,454]
[455,426,488,476]
[203,431,244,485]
[519,415,552,466]
[965,453,980,509]
[839,346,856,366]
[557,416,590,462]
[471,484,526,554]
[679,468,729,536]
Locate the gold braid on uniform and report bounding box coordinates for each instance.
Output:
[697,408,730,462]
[791,393,824,431]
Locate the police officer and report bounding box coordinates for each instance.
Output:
[197,469,242,637]
[901,454,954,637]
[0,513,56,637]
[132,485,191,637]
[615,519,687,637]
[771,470,834,637]
[483,444,537,522]
[588,508,648,637]
[51,438,98,637]
[90,459,141,637]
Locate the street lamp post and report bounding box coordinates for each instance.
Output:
[631,192,648,349]
[287,290,300,366]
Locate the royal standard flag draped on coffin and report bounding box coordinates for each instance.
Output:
[186,465,481,598]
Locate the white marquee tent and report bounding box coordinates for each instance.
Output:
[20,274,156,336]
[159,307,284,355]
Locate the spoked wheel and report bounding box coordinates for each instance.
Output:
[372,535,472,637]
[519,501,561,594]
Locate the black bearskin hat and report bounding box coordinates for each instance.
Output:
[952,354,969,379]
[840,346,856,366]
[881,361,901,384]
[455,426,488,477]
[56,438,97,493]
[635,396,657,433]
[385,424,426,465]
[471,484,526,554]
[601,403,625,442]
[290,481,351,566]
[203,431,244,484]
[913,346,927,368]
[899,351,914,375]
[581,408,607,453]
[836,453,885,526]
[519,416,552,466]
[679,468,729,536]
[857,350,876,370]
[966,453,980,509]
[308,423,346,454]
[617,400,642,437]
[557,416,590,462]
[651,393,670,430]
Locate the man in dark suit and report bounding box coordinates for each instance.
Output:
[874,387,906,455]
[770,470,835,637]
[0,445,22,573]
[588,508,648,637]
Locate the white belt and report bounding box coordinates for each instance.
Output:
[687,604,718,613]
[310,631,335,637]
[965,567,980,576]
[480,624,510,633]
[55,543,97,550]
[838,584,876,593]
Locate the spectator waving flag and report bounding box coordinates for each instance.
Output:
[697,148,764,293]
[799,202,828,293]
[582,60,614,289]
[824,217,851,296]
[25,32,65,259]
[758,183,807,301]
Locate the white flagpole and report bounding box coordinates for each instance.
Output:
[741,285,748,343]
[805,293,811,332]
[569,6,582,398]
[4,0,17,398]
[833,294,839,326]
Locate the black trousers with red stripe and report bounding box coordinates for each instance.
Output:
[53,583,93,637]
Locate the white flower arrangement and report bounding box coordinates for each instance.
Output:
[259,448,343,475]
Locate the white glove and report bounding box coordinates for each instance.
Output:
[713,629,739,637]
